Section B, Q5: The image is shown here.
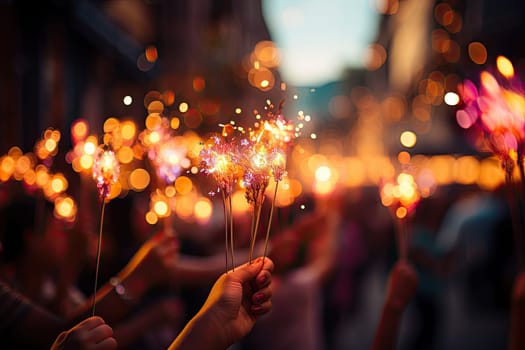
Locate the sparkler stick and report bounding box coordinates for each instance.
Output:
[503,157,525,270]
[91,145,119,316]
[228,195,234,270]
[263,181,279,259]
[200,134,237,271]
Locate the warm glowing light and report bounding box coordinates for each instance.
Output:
[174,176,192,195]
[400,131,417,148]
[72,119,89,142]
[80,155,94,170]
[444,91,460,106]
[153,200,169,217]
[235,108,242,114]
[179,102,189,113]
[194,198,213,222]
[315,165,332,182]
[121,121,136,141]
[496,55,514,79]
[396,206,407,219]
[92,146,120,199]
[145,46,158,62]
[145,211,158,225]
[84,141,97,155]
[54,196,77,221]
[123,95,133,106]
[468,42,487,65]
[50,174,68,193]
[129,168,150,191]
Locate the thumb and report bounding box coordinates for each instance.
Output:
[228,258,266,283]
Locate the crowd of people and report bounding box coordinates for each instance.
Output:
[0,184,524,350]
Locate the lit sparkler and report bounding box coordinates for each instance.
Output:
[91,144,120,315]
[456,56,525,269]
[200,132,240,270]
[379,171,420,260]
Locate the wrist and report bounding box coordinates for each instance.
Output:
[111,274,147,305]
[170,312,228,350]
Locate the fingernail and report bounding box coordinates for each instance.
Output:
[251,305,263,313]
[253,292,264,303]
[257,274,268,285]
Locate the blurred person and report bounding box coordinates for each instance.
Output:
[240,193,339,350]
[404,195,457,350]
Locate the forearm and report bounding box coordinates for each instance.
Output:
[67,270,149,325]
[172,255,226,287]
[370,303,404,350]
[168,312,227,350]
[509,300,525,350]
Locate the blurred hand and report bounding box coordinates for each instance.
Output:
[512,272,525,308]
[123,231,179,287]
[51,316,117,350]
[385,259,419,311]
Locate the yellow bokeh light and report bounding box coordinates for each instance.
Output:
[400,131,417,148]
[117,146,134,164]
[174,176,192,195]
[72,119,88,141]
[179,102,189,113]
[148,100,164,114]
[145,113,162,130]
[121,121,136,141]
[396,206,408,219]
[54,196,77,221]
[315,165,332,182]
[80,154,94,170]
[84,141,97,155]
[103,118,120,133]
[145,211,158,225]
[194,198,213,222]
[153,200,169,217]
[50,174,68,193]
[496,55,514,79]
[129,168,150,191]
[170,117,180,130]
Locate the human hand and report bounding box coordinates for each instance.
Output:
[170,257,273,350]
[385,259,418,311]
[123,231,179,287]
[50,316,117,350]
[512,272,525,308]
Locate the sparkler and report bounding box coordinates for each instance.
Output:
[379,172,420,260]
[140,116,188,236]
[456,57,525,269]
[91,144,120,315]
[200,133,239,271]
[234,101,294,263]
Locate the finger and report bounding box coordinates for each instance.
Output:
[255,269,272,288]
[227,258,266,283]
[92,336,117,350]
[78,316,105,331]
[251,299,272,316]
[260,257,274,273]
[88,324,114,344]
[252,287,272,305]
